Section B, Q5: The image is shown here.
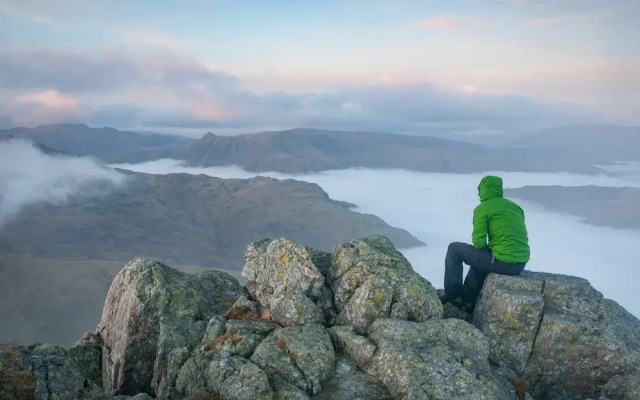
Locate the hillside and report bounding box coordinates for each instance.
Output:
[507,185,640,230]
[0,123,192,161]
[121,127,603,174]
[458,124,640,163]
[0,169,421,267]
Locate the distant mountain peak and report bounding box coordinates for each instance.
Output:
[200,132,217,141]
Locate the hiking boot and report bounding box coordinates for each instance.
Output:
[460,300,477,314]
[439,293,464,306]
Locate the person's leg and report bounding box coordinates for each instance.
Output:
[444,242,487,297]
[463,259,527,303]
[463,267,489,303]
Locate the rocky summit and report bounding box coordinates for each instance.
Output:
[1,235,639,400]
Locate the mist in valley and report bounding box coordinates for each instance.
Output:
[113,159,640,318]
[0,139,125,228]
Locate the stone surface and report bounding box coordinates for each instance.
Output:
[68,331,103,388]
[328,236,442,334]
[362,318,513,400]
[315,354,392,400]
[250,324,335,396]
[474,271,640,400]
[97,258,243,396]
[226,293,261,321]
[27,343,100,400]
[442,302,473,322]
[472,273,544,374]
[242,238,335,326]
[0,343,34,400]
[327,326,377,368]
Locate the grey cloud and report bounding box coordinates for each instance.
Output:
[0,139,125,229]
[81,84,598,135]
[0,49,600,134]
[0,51,236,94]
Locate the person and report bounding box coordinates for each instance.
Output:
[441,175,530,310]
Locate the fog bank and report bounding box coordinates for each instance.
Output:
[0,139,125,228]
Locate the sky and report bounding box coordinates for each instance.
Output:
[1,0,639,135]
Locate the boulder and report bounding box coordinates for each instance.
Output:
[97,258,243,396]
[327,325,377,367]
[358,318,514,399]
[175,317,280,399]
[226,293,261,321]
[0,342,100,400]
[472,273,544,374]
[68,331,103,388]
[0,342,35,400]
[327,236,442,333]
[315,354,392,400]
[242,238,335,326]
[250,324,335,396]
[473,271,640,400]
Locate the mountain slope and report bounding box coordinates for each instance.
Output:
[507,185,640,230]
[0,169,422,268]
[0,123,193,162]
[122,127,602,174]
[463,124,640,163]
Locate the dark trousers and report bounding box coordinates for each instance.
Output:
[444,242,526,302]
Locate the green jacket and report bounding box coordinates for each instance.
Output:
[472,175,530,263]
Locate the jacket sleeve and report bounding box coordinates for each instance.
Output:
[472,204,488,249]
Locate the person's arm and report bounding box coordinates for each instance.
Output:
[472,204,488,249]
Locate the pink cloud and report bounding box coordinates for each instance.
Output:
[127,27,186,49]
[15,90,79,111]
[185,97,239,120]
[527,18,559,27]
[415,17,488,30]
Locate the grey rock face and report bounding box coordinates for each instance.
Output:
[250,324,335,396]
[1,342,102,400]
[175,316,280,399]
[97,258,243,396]
[226,293,261,321]
[0,343,32,400]
[68,331,103,388]
[362,318,513,400]
[242,238,335,326]
[473,271,640,400]
[328,236,442,333]
[473,273,544,375]
[442,302,473,322]
[327,325,377,368]
[27,343,101,400]
[315,354,392,400]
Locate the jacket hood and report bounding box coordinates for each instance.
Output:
[478,175,503,201]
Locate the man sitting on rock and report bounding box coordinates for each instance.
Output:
[441,175,530,311]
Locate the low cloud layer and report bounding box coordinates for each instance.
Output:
[0,139,125,228]
[0,49,602,135]
[112,159,640,317]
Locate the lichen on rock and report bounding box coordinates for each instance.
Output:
[328,235,442,333]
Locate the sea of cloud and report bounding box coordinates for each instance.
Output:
[0,139,125,228]
[112,159,640,317]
